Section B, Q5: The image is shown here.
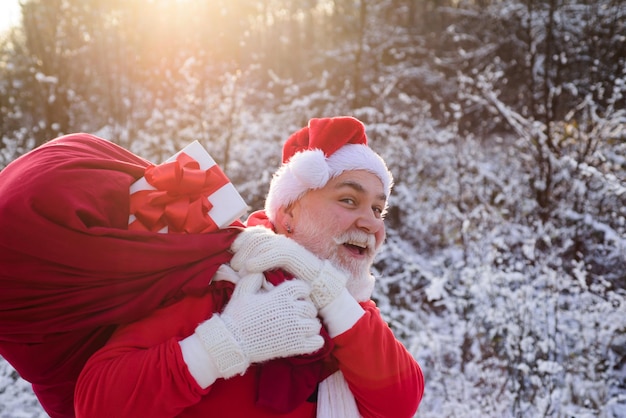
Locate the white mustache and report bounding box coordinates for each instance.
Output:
[333,230,376,253]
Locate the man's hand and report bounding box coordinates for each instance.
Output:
[230,226,347,309]
[194,272,323,378]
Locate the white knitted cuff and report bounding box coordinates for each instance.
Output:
[310,261,348,309]
[195,316,248,379]
[179,334,221,388]
[318,288,365,338]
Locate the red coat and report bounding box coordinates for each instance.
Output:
[0,134,240,417]
[75,277,424,417]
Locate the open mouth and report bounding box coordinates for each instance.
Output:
[343,241,368,256]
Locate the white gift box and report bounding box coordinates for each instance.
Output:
[129,141,248,233]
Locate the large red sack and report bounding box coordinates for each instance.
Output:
[0,133,240,417]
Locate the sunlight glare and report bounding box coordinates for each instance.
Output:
[0,0,21,34]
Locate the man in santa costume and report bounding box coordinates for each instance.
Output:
[74,116,424,417]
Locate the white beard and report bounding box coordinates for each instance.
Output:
[326,250,375,302]
[346,272,375,302]
[292,210,378,302]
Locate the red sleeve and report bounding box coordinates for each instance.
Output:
[74,283,232,418]
[332,300,424,418]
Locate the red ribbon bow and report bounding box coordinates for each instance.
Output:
[129,152,230,233]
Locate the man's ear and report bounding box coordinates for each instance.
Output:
[275,203,295,234]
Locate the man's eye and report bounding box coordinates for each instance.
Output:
[341,198,355,205]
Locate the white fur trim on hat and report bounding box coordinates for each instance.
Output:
[264,144,393,223]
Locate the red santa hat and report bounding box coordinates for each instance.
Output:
[264,116,393,222]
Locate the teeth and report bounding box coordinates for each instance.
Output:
[347,241,367,249]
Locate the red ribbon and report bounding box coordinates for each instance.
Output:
[129,152,230,233]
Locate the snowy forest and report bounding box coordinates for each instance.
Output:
[1,0,625,417]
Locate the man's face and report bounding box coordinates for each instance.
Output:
[288,170,387,284]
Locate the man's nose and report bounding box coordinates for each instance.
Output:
[355,208,384,234]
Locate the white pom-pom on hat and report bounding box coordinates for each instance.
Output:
[289,149,330,190]
[264,116,393,223]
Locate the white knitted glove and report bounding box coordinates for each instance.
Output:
[230,226,347,309]
[194,272,324,379]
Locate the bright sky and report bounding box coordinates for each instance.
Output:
[0,0,21,34]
